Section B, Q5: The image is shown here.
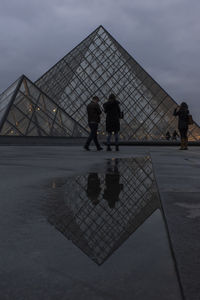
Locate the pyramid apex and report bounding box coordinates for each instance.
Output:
[95,25,107,32]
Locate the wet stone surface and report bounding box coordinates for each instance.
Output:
[0,156,183,300]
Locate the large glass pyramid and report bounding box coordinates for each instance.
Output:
[1,25,200,141]
[35,26,200,141]
[0,75,88,137]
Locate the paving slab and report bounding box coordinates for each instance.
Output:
[151,148,200,300]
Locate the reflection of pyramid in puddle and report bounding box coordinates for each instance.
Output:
[48,157,161,265]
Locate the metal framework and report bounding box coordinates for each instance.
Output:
[48,157,161,265]
[1,25,200,140]
[35,26,200,141]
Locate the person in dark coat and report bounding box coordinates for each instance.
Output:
[84,96,103,151]
[173,102,189,150]
[103,94,121,151]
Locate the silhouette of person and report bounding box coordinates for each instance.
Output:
[103,159,123,208]
[103,94,122,151]
[173,102,190,150]
[172,130,179,141]
[165,131,171,140]
[86,173,101,205]
[84,96,103,151]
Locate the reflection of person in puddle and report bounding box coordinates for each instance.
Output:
[103,160,123,208]
[86,173,101,205]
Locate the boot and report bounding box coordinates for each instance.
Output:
[97,146,103,151]
[84,145,90,151]
[115,145,119,151]
[179,138,184,150]
[107,145,112,151]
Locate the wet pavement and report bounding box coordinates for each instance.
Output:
[0,146,200,299]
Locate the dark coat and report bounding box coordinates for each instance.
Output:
[87,101,101,123]
[173,108,189,130]
[103,100,121,133]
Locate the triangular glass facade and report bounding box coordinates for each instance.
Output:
[0,26,200,141]
[0,76,88,137]
[35,26,200,141]
[0,78,22,130]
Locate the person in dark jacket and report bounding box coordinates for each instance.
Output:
[173,102,189,150]
[103,94,121,151]
[84,96,103,151]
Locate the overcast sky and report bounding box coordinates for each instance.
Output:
[1,0,200,122]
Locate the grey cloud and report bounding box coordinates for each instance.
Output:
[0,0,200,122]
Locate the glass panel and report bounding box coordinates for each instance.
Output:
[0,78,20,124]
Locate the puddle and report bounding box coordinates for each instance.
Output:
[48,157,161,265]
[0,156,183,299]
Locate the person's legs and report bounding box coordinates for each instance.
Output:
[107,132,112,145]
[178,129,184,149]
[182,128,188,149]
[107,132,112,151]
[84,123,93,150]
[92,123,102,150]
[114,132,119,151]
[179,129,188,150]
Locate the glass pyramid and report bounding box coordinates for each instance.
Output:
[0,75,88,137]
[35,26,200,141]
[1,26,200,141]
[48,157,160,265]
[0,78,21,130]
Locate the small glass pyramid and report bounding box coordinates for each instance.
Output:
[0,76,88,137]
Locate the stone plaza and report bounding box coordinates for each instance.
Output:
[0,144,199,300]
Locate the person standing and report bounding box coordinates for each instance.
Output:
[103,94,121,151]
[172,130,179,141]
[165,131,171,141]
[84,96,103,151]
[173,102,189,150]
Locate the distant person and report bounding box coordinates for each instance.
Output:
[172,130,179,141]
[103,94,121,151]
[173,102,189,150]
[84,96,103,151]
[165,131,171,141]
[86,173,101,205]
[103,160,123,208]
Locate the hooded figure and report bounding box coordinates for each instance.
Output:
[103,94,121,151]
